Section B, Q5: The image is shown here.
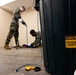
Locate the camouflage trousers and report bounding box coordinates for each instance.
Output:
[5,22,19,45]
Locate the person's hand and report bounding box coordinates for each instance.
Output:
[22,21,26,24]
[22,21,27,26]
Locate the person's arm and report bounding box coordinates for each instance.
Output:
[13,8,27,26]
[19,19,27,26]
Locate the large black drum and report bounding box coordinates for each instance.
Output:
[40,0,76,75]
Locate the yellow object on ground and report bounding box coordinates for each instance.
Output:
[25,66,35,71]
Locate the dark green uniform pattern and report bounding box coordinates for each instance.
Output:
[5,7,21,45]
[31,31,41,46]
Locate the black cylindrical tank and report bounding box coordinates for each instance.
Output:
[40,0,76,75]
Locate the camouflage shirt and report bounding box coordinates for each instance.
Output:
[11,7,21,25]
[32,31,41,45]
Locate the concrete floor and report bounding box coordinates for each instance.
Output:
[0,47,51,75]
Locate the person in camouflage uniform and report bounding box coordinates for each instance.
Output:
[30,29,41,47]
[4,6,27,50]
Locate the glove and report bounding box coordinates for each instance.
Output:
[22,21,26,25]
[22,21,27,26]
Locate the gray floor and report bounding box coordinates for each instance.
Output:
[0,47,51,75]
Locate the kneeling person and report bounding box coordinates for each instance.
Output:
[30,29,41,48]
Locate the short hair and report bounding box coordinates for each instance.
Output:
[30,29,35,34]
[21,6,25,11]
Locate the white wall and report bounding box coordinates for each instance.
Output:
[0,8,13,47]
[0,8,41,47]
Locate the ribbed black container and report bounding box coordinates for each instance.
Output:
[40,0,76,75]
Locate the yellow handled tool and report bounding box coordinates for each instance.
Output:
[25,66,35,71]
[25,66,41,72]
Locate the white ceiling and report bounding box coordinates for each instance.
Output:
[0,0,34,12]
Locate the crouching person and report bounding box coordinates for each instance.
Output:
[30,29,41,48]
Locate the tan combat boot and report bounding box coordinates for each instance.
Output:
[4,44,11,50]
[16,42,23,48]
[17,45,23,48]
